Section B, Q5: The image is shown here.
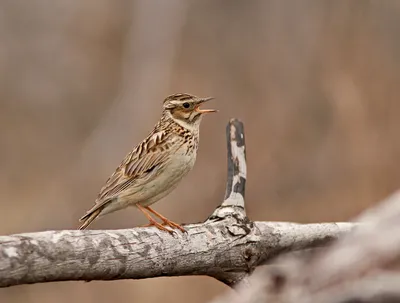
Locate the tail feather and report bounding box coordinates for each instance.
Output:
[78,209,100,230]
[78,199,113,230]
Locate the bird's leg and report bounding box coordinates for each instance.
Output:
[137,204,174,234]
[145,206,186,233]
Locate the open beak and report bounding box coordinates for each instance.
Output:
[195,97,217,114]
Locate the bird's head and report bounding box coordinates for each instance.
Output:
[162,93,216,130]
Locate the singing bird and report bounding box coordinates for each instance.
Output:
[79,93,216,232]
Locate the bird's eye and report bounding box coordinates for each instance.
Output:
[182,102,190,109]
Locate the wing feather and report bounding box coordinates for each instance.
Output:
[80,130,180,222]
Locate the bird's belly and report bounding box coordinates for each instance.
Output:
[136,152,196,207]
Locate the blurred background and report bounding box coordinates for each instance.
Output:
[1,0,400,302]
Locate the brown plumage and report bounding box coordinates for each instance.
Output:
[79,93,216,232]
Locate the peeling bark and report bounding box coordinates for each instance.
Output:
[212,191,400,303]
[0,220,353,287]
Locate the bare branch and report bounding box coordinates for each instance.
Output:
[0,220,352,288]
[223,119,247,205]
[212,191,400,303]
[0,119,356,288]
[209,119,247,222]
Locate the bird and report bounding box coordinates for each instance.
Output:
[78,93,216,233]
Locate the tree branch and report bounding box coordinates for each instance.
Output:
[212,191,400,303]
[0,119,355,288]
[209,119,247,222]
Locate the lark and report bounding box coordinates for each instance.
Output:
[79,93,216,232]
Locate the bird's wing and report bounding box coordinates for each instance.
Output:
[80,130,183,221]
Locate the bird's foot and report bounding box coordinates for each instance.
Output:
[141,220,186,233]
[143,220,174,234]
[161,219,186,233]
[144,206,187,233]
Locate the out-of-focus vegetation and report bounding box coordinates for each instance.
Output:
[1,1,400,302]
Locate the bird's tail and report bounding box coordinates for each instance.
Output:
[78,208,103,230]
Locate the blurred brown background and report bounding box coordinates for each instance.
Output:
[1,0,400,302]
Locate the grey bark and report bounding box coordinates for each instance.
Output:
[0,120,355,288]
[212,191,400,303]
